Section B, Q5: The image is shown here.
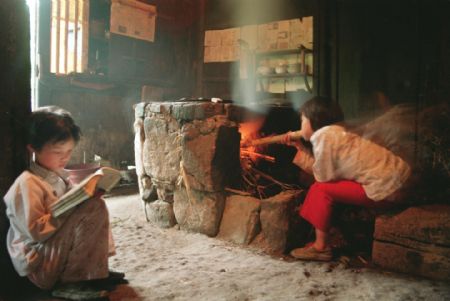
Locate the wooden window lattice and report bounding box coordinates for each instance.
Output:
[50,0,89,74]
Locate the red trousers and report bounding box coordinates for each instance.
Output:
[300,180,391,232]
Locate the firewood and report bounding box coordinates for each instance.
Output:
[240,150,275,162]
[242,130,302,147]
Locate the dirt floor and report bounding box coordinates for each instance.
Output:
[10,188,450,301]
[104,191,450,301]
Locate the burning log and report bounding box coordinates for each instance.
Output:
[242,130,302,147]
[240,150,276,163]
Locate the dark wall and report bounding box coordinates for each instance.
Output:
[200,0,450,117]
[205,0,314,29]
[332,0,450,118]
[37,0,201,168]
[39,87,137,167]
[0,0,31,295]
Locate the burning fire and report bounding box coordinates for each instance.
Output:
[239,117,275,165]
[236,115,301,199]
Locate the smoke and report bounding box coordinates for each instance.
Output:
[227,0,292,115]
[227,0,286,27]
[349,103,418,165]
[344,101,450,204]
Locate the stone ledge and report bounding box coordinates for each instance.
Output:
[373,204,450,281]
[217,195,261,245]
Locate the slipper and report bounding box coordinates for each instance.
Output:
[87,273,128,291]
[51,283,108,300]
[108,270,125,280]
[290,244,333,261]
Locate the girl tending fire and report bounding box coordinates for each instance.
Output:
[284,96,411,261]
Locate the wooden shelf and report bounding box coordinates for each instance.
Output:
[256,72,313,78]
[255,48,312,57]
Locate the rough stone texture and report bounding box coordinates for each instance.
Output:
[141,175,158,203]
[134,116,146,196]
[181,116,240,192]
[171,102,225,122]
[142,113,182,205]
[143,114,181,183]
[217,195,261,245]
[137,101,241,234]
[254,190,303,254]
[145,200,177,229]
[373,205,450,281]
[134,102,147,119]
[173,186,225,237]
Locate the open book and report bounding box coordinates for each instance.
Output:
[50,167,122,218]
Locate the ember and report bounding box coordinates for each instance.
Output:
[238,112,302,199]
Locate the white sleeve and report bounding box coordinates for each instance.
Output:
[311,130,339,182]
[292,145,315,175]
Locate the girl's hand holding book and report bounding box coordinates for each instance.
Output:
[93,189,106,199]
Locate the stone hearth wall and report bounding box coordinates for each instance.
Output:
[134,102,241,236]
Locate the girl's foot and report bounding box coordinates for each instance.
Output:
[290,243,333,261]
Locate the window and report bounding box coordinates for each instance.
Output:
[50,0,89,74]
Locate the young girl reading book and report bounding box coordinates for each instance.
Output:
[284,97,411,261]
[3,106,125,298]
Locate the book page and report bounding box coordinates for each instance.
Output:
[50,167,121,217]
[58,172,101,201]
[96,167,122,191]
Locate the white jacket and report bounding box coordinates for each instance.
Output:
[293,125,411,201]
[3,162,70,276]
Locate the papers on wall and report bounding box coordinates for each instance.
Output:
[204,45,221,63]
[239,25,257,79]
[110,0,156,42]
[289,16,313,49]
[240,25,258,50]
[204,17,313,63]
[204,28,241,63]
[257,20,290,51]
[204,30,221,47]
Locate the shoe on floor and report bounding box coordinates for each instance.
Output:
[88,270,128,291]
[108,270,125,280]
[51,283,108,300]
[290,244,333,261]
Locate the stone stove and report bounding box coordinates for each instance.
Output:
[134,101,303,254]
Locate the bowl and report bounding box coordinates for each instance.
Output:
[64,163,100,184]
[287,63,301,74]
[257,66,274,75]
[275,65,287,74]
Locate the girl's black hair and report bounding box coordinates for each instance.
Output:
[300,96,344,131]
[28,107,81,151]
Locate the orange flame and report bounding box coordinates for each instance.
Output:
[239,116,266,163]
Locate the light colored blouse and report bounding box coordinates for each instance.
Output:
[3,162,70,276]
[293,125,411,201]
